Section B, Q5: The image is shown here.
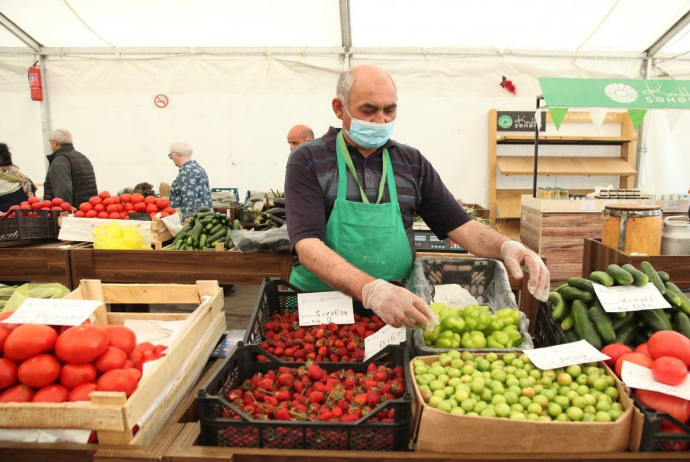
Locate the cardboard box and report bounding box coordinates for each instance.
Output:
[411,354,640,453]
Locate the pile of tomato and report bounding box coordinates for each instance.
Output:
[0,314,166,403]
[1,197,74,218]
[75,191,174,220]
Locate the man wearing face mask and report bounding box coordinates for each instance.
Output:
[284,65,549,329]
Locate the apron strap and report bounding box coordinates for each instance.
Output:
[336,131,387,204]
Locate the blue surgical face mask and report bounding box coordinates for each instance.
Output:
[344,106,395,149]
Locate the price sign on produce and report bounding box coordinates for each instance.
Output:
[593,283,670,313]
[523,340,610,370]
[2,298,102,326]
[364,324,406,360]
[622,361,690,400]
[297,291,354,326]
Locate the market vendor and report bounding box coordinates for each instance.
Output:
[287,124,314,152]
[168,141,212,221]
[284,65,549,328]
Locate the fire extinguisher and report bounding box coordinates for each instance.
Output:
[28,61,43,101]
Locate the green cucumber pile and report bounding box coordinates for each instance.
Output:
[167,206,241,251]
[549,261,690,349]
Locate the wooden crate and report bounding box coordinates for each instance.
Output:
[151,212,183,245]
[70,248,292,285]
[0,240,73,287]
[0,279,226,446]
[583,238,690,289]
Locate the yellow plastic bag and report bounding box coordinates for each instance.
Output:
[2,282,70,312]
[93,221,151,250]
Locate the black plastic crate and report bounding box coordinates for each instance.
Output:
[533,301,573,348]
[0,209,60,242]
[634,394,690,452]
[239,208,261,226]
[197,343,413,451]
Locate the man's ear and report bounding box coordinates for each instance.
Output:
[332,98,345,120]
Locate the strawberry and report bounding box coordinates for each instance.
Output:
[353,394,367,406]
[393,366,404,378]
[367,363,377,374]
[275,390,290,402]
[341,413,359,422]
[307,364,324,381]
[366,391,381,406]
[275,407,291,420]
[374,370,388,382]
[278,373,294,388]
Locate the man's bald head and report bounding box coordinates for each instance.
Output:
[287,125,314,151]
[336,65,397,109]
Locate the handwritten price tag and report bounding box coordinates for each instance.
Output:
[593,283,670,313]
[663,200,679,210]
[364,324,406,360]
[2,298,101,326]
[522,340,610,370]
[297,291,354,327]
[580,201,596,211]
[622,361,690,400]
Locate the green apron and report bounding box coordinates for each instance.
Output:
[289,131,413,291]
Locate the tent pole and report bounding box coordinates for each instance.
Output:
[533,96,543,198]
[38,54,53,166]
[339,0,352,69]
[634,58,651,188]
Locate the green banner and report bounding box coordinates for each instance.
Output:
[548,107,569,130]
[627,109,647,131]
[539,78,690,109]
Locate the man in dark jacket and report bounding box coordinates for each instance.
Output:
[43,129,98,205]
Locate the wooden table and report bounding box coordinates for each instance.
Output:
[0,240,73,287]
[70,248,292,287]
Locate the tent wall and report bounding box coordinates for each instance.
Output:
[0,52,676,209]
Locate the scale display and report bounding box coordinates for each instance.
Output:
[413,230,467,253]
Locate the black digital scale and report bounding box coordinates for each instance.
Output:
[413,229,467,253]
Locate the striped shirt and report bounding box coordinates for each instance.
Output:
[285,127,470,263]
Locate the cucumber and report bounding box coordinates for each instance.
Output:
[555,283,570,294]
[199,234,207,248]
[664,290,682,308]
[614,323,637,346]
[657,271,670,283]
[209,223,223,235]
[560,287,594,304]
[197,206,211,213]
[612,312,636,331]
[205,222,214,230]
[621,264,650,287]
[640,261,666,295]
[637,309,673,332]
[565,330,579,343]
[589,271,614,287]
[571,300,602,349]
[675,312,690,339]
[190,222,203,241]
[549,291,568,321]
[589,304,616,344]
[665,282,690,316]
[186,236,193,245]
[171,225,191,244]
[233,219,242,230]
[568,277,595,293]
[607,264,634,286]
[561,314,574,332]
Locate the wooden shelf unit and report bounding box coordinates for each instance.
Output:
[488,110,637,223]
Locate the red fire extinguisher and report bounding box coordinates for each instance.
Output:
[28,61,43,101]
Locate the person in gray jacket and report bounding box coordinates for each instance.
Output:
[43,129,98,206]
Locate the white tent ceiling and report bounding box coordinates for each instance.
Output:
[1,0,689,56]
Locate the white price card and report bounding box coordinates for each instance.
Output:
[364,324,406,360]
[522,340,610,370]
[580,201,596,211]
[592,283,670,313]
[622,361,690,400]
[663,200,679,210]
[2,298,101,326]
[297,291,354,327]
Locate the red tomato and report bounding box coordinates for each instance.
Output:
[0,311,17,329]
[648,331,690,366]
[74,211,86,218]
[106,204,119,214]
[128,350,143,366]
[601,343,633,368]
[97,369,138,397]
[131,193,144,204]
[109,212,120,219]
[0,384,34,402]
[102,198,114,207]
[634,343,650,356]
[60,363,97,389]
[123,368,142,382]
[51,207,63,211]
[69,382,97,402]
[636,388,690,424]
[18,354,61,388]
[85,210,97,218]
[31,202,42,210]
[55,325,109,364]
[94,204,105,212]
[160,212,170,218]
[120,193,132,203]
[156,198,170,209]
[135,342,155,353]
[116,204,124,212]
[98,211,109,219]
[153,345,167,358]
[124,203,134,212]
[19,203,31,210]
[123,360,134,369]
[51,198,64,206]
[111,196,121,204]
[119,212,128,219]
[0,325,11,354]
[105,325,136,354]
[652,357,688,386]
[146,203,158,214]
[89,196,102,206]
[163,207,175,215]
[41,200,52,208]
[133,202,147,212]
[27,197,40,204]
[98,191,111,200]
[144,196,157,205]
[94,346,127,373]
[0,358,18,389]
[616,352,654,377]
[4,324,58,362]
[79,202,92,212]
[33,384,69,403]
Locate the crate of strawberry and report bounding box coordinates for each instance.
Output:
[244,277,392,363]
[196,343,412,450]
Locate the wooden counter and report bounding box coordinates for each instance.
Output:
[70,249,292,286]
[0,240,73,287]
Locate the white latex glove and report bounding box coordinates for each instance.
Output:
[501,241,550,302]
[362,279,440,329]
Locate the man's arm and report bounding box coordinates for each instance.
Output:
[49,157,73,204]
[447,220,509,258]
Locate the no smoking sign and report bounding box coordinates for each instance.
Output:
[154,94,169,108]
